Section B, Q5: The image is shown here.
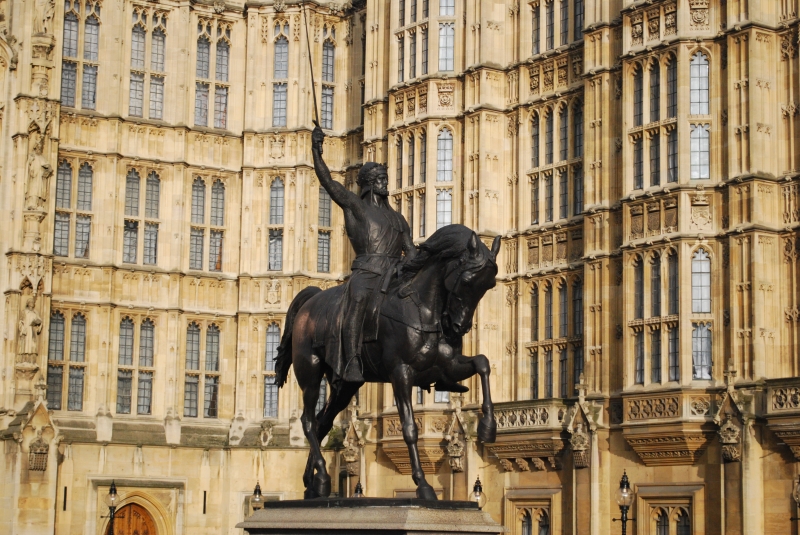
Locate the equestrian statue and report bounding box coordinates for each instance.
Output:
[274,124,500,501]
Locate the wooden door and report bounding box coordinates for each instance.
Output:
[106,503,156,535]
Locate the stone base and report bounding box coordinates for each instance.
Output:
[236,498,505,535]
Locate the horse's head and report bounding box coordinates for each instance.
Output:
[441,233,500,337]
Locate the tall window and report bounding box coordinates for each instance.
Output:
[125,170,160,265]
[532,3,541,55]
[130,24,146,116]
[544,286,553,339]
[47,312,88,411]
[409,32,417,79]
[399,0,406,24]
[318,232,331,272]
[559,106,568,161]
[667,57,677,118]
[690,124,710,179]
[545,112,554,164]
[656,510,669,535]
[633,67,643,127]
[422,27,429,75]
[668,252,679,314]
[545,2,554,50]
[634,258,644,319]
[677,510,691,535]
[396,139,404,188]
[692,323,712,379]
[559,284,568,337]
[531,286,539,341]
[690,52,709,115]
[419,192,426,237]
[264,323,280,417]
[439,0,455,16]
[438,23,454,71]
[531,354,539,399]
[559,170,568,219]
[532,177,540,224]
[559,348,568,397]
[184,322,222,418]
[273,23,290,127]
[123,170,141,263]
[398,36,405,82]
[633,138,643,189]
[573,102,583,158]
[269,178,285,270]
[116,317,155,415]
[574,347,584,388]
[129,12,167,119]
[150,24,166,119]
[651,329,662,383]
[323,40,335,83]
[54,161,93,259]
[668,328,679,381]
[436,189,452,229]
[61,1,101,110]
[650,133,661,186]
[574,0,584,40]
[544,175,553,222]
[559,0,569,46]
[651,255,661,317]
[420,130,428,182]
[189,178,225,272]
[406,196,414,237]
[650,62,660,123]
[437,129,453,181]
[322,86,334,129]
[411,0,417,22]
[408,137,416,186]
[532,115,541,168]
[573,165,583,216]
[573,280,583,336]
[195,22,211,125]
[634,330,644,384]
[544,350,553,398]
[691,249,711,312]
[214,29,230,129]
[667,129,678,182]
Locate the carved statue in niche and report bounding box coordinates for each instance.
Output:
[33,0,55,35]
[570,423,590,468]
[25,132,52,211]
[446,431,465,472]
[18,297,43,363]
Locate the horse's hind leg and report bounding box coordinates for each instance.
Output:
[441,353,496,444]
[391,365,437,500]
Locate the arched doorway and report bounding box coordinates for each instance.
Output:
[105,503,156,535]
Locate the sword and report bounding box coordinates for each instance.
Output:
[303,4,321,128]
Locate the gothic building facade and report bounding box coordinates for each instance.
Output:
[1,0,800,534]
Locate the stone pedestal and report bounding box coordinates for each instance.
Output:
[237,498,505,535]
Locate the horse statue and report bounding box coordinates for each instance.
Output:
[274,224,500,500]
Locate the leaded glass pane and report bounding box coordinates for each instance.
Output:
[129,72,144,117]
[186,323,200,370]
[214,86,228,128]
[322,86,334,129]
[690,124,710,179]
[270,178,284,224]
[272,83,287,126]
[544,287,552,339]
[206,325,220,371]
[125,170,140,216]
[144,223,158,265]
[197,37,210,78]
[191,178,205,223]
[67,367,84,411]
[209,230,223,271]
[690,52,709,115]
[531,287,539,341]
[195,82,209,126]
[131,26,146,69]
[56,162,72,209]
[190,228,204,270]
[692,249,711,313]
[650,132,661,186]
[137,371,153,414]
[85,17,99,61]
[47,365,63,409]
[545,112,554,164]
[634,331,644,384]
[634,260,644,318]
[323,41,335,82]
[203,375,220,418]
[573,165,583,216]
[63,14,79,58]
[116,369,132,414]
[123,220,138,263]
[438,23,454,71]
[211,180,225,226]
[49,313,66,361]
[319,187,331,227]
[439,0,454,16]
[152,29,166,72]
[265,323,280,371]
[650,63,660,123]
[74,215,90,259]
[633,68,643,126]
[140,319,154,367]
[216,41,229,82]
[435,189,451,229]
[274,37,288,79]
[317,231,330,272]
[81,65,97,109]
[184,375,198,417]
[559,169,568,219]
[70,314,86,362]
[61,62,78,107]
[149,76,164,119]
[544,350,553,398]
[268,229,283,270]
[437,129,453,181]
[559,106,568,161]
[651,329,662,383]
[145,172,160,219]
[264,375,278,417]
[78,163,93,210]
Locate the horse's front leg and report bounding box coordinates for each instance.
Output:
[442,353,496,444]
[391,365,438,500]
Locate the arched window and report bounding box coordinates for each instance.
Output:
[186,323,201,370]
[573,279,583,335]
[119,318,135,366]
[146,172,160,219]
[690,52,709,115]
[211,180,225,226]
[78,163,93,211]
[132,25,146,69]
[667,56,677,118]
[559,282,568,337]
[140,319,155,367]
[634,257,644,319]
[573,101,583,158]
[435,189,452,229]
[545,111,554,164]
[85,15,100,61]
[691,249,711,313]
[56,162,73,209]
[438,23,454,71]
[655,509,669,535]
[47,312,66,409]
[650,62,660,123]
[651,254,661,317]
[64,13,79,58]
[323,41,335,82]
[274,35,289,79]
[544,285,553,339]
[633,66,643,127]
[197,36,210,79]
[522,510,532,535]
[559,105,568,161]
[396,138,404,188]
[61,12,79,107]
[531,286,539,341]
[270,178,285,224]
[692,323,712,379]
[264,324,280,418]
[216,40,229,82]
[538,510,550,535]
[532,115,541,167]
[152,29,166,72]
[676,510,691,535]
[437,129,453,182]
[125,170,140,216]
[532,3,541,55]
[70,314,87,363]
[690,124,710,179]
[191,178,206,223]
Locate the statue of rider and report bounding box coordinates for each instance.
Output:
[311,125,417,385]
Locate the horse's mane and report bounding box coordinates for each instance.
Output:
[396,224,491,285]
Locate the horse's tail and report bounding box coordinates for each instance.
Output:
[275,286,323,388]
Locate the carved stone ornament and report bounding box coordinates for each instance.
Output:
[631,12,644,46]
[690,189,712,228]
[718,417,741,462]
[28,428,49,471]
[689,0,709,30]
[570,423,590,468]
[664,3,677,35]
[446,432,465,472]
[437,83,454,107]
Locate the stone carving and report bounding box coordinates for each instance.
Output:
[418,89,428,112]
[664,2,677,34]
[395,95,404,117]
[25,133,52,211]
[530,457,547,470]
[529,68,540,94]
[515,457,530,471]
[437,82,454,107]
[556,57,567,87]
[690,397,710,416]
[631,12,643,46]
[782,31,797,60]
[630,204,644,239]
[446,432,465,472]
[499,458,514,471]
[718,416,741,462]
[33,0,55,34]
[28,428,49,471]
[626,396,680,420]
[689,0,709,30]
[570,423,590,468]
[496,406,549,428]
[773,387,800,410]
[543,63,554,92]
[624,432,713,466]
[647,8,660,40]
[542,235,553,265]
[647,202,660,234]
[18,298,43,364]
[690,189,712,228]
[527,238,539,268]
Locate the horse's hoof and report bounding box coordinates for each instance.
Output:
[416,484,438,501]
[304,488,317,500]
[313,473,331,498]
[477,418,497,444]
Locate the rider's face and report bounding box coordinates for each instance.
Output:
[372,171,389,197]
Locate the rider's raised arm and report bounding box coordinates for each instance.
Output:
[311,126,360,211]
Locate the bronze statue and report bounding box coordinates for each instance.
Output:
[275,126,499,500]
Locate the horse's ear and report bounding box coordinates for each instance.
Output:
[491,236,501,260]
[468,232,479,254]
